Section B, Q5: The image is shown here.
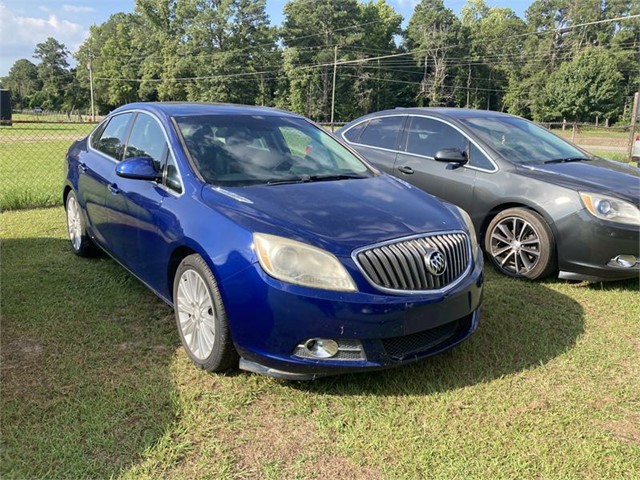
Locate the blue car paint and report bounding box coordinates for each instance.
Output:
[64,102,484,377]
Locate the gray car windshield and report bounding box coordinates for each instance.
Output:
[462,116,590,164]
[175,114,372,186]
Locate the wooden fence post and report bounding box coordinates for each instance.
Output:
[628,91,639,162]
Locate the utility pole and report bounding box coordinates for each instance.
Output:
[87,50,95,123]
[330,45,338,128]
[627,91,639,161]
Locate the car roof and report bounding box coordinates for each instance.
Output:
[368,107,516,120]
[111,102,304,118]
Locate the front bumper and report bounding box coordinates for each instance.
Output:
[219,251,484,379]
[555,209,640,281]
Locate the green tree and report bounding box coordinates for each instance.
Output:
[406,0,466,107]
[33,37,71,111]
[462,0,526,110]
[136,0,277,104]
[536,47,624,122]
[280,0,363,121]
[352,0,405,115]
[0,59,41,109]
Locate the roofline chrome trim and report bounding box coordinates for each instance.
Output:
[351,230,473,296]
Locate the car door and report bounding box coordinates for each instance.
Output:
[342,116,406,174]
[106,112,183,278]
[395,116,476,214]
[79,112,134,247]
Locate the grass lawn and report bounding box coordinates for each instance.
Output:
[2,207,639,479]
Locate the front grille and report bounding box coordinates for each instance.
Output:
[355,233,470,291]
[382,315,472,360]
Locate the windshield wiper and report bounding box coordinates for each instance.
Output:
[543,157,591,164]
[308,174,368,182]
[265,175,310,186]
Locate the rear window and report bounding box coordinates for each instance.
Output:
[357,116,404,150]
[342,121,367,143]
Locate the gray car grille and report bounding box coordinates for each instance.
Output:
[355,233,470,291]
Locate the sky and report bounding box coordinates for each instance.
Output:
[0,0,532,77]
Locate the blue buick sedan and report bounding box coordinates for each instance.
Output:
[64,103,483,379]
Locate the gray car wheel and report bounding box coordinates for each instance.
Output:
[173,254,238,372]
[485,208,556,280]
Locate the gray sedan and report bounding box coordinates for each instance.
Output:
[337,108,639,281]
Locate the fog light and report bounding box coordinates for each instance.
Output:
[302,338,339,358]
[608,255,639,268]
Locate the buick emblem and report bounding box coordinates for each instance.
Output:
[424,249,447,276]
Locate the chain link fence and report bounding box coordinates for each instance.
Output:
[0,118,636,211]
[0,120,96,210]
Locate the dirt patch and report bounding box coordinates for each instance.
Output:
[1,338,44,359]
[306,454,384,480]
[232,397,383,479]
[600,410,640,446]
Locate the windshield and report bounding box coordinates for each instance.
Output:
[461,116,589,164]
[175,114,372,186]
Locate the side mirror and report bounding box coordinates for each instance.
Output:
[434,148,468,165]
[115,157,160,181]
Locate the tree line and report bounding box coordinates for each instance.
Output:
[2,0,639,124]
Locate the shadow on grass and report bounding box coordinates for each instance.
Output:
[293,272,586,396]
[1,237,180,479]
[583,277,639,292]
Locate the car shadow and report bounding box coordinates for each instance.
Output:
[291,272,585,396]
[1,237,180,479]
[584,277,639,292]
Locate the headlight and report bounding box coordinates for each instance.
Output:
[254,233,357,292]
[455,206,479,260]
[579,192,640,226]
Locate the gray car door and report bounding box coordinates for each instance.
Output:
[394,116,477,215]
[344,115,406,174]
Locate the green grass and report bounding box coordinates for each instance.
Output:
[586,149,635,164]
[0,123,94,210]
[552,126,629,139]
[2,207,639,479]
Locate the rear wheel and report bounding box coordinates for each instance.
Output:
[65,191,95,257]
[485,208,556,280]
[173,254,238,372]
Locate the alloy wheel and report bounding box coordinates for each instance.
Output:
[489,216,541,276]
[66,195,82,252]
[176,269,216,360]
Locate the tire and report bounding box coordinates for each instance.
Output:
[65,191,95,257]
[173,254,238,372]
[484,207,556,280]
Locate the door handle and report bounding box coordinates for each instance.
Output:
[398,166,414,175]
[108,183,120,195]
[79,162,88,172]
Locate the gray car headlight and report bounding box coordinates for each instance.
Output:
[455,206,479,261]
[254,233,357,292]
[579,192,640,226]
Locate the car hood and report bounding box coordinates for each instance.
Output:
[201,175,464,257]
[515,158,640,206]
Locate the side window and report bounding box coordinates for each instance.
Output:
[405,117,467,158]
[343,121,367,143]
[358,116,404,150]
[89,121,108,149]
[468,143,495,170]
[95,113,133,160]
[164,152,183,194]
[125,113,167,171]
